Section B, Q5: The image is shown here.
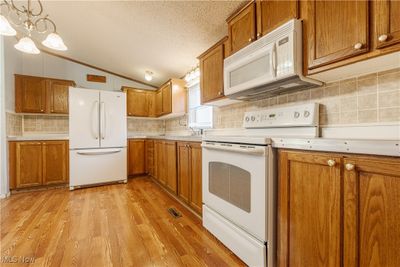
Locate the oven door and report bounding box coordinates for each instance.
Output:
[202,141,268,241]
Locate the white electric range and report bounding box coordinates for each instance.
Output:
[201,103,319,267]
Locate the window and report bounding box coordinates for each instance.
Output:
[188,78,213,129]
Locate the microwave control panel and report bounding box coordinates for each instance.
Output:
[243,103,319,128]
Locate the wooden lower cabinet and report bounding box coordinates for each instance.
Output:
[177,142,202,215]
[154,140,165,184]
[42,141,68,185]
[128,139,145,176]
[177,142,190,202]
[145,140,154,176]
[9,140,69,189]
[164,141,177,194]
[278,149,400,267]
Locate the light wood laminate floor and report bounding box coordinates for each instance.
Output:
[0,177,244,267]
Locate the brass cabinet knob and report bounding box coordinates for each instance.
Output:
[327,159,336,167]
[218,91,223,96]
[345,163,355,171]
[354,43,363,50]
[378,34,388,42]
[257,32,261,38]
[248,38,253,43]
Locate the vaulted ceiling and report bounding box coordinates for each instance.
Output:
[33,1,244,86]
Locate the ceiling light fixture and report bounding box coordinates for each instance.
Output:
[144,71,153,81]
[0,0,67,54]
[184,66,200,83]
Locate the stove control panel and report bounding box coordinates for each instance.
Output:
[243,103,319,128]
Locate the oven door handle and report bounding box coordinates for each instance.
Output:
[201,143,265,155]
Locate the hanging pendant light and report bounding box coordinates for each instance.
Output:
[1,0,68,54]
[42,32,67,51]
[14,36,40,54]
[0,14,16,36]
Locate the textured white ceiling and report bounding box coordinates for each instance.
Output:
[33,1,244,87]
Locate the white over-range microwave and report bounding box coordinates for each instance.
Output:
[224,19,322,100]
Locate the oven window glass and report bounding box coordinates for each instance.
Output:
[230,54,270,88]
[208,162,251,212]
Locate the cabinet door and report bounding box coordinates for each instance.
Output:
[189,143,202,215]
[162,83,172,115]
[177,142,190,203]
[278,150,342,267]
[47,80,74,114]
[374,0,400,49]
[343,156,400,267]
[155,90,163,116]
[306,0,369,70]
[15,142,43,188]
[42,141,68,185]
[256,0,298,37]
[147,92,156,117]
[128,139,145,175]
[165,141,177,193]
[200,43,224,104]
[155,141,166,184]
[127,89,148,117]
[228,2,256,55]
[145,140,154,176]
[15,75,46,113]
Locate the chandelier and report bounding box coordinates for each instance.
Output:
[0,0,67,54]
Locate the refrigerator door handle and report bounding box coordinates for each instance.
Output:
[77,149,122,156]
[100,101,106,140]
[92,101,99,140]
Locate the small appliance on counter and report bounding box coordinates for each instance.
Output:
[69,87,127,190]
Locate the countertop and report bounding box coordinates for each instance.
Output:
[7,134,399,156]
[7,134,69,141]
[7,134,202,142]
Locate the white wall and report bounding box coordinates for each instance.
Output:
[1,36,10,197]
[4,38,155,112]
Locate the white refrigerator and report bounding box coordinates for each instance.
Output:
[69,87,127,189]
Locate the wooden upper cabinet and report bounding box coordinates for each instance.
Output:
[147,91,156,117]
[42,141,68,185]
[343,156,400,267]
[155,90,163,116]
[15,75,75,114]
[47,79,74,114]
[373,0,400,49]
[199,38,225,104]
[278,150,342,267]
[15,142,43,188]
[161,82,172,115]
[128,139,145,176]
[189,143,202,215]
[306,0,369,70]
[126,89,149,117]
[256,0,298,37]
[227,2,256,55]
[15,75,47,113]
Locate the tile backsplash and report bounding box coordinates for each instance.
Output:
[23,115,69,134]
[127,118,165,135]
[6,112,22,136]
[213,68,400,129]
[6,68,400,137]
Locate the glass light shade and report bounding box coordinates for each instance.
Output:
[144,71,153,81]
[42,32,67,51]
[0,15,16,36]
[14,37,40,54]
